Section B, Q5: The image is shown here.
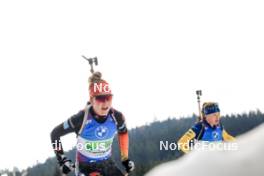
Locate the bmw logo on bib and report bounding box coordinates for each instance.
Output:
[212,131,219,139]
[95,126,109,139]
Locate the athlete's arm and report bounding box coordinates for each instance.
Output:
[177,129,196,154]
[222,129,235,141]
[50,110,84,160]
[177,122,203,153]
[112,109,129,161]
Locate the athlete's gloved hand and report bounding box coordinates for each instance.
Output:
[58,155,75,174]
[122,159,135,173]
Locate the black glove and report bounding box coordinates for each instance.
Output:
[58,155,75,174]
[122,159,135,173]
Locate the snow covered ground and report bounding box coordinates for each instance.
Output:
[146,124,264,176]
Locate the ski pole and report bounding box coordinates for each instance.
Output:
[82,56,98,74]
[196,90,202,121]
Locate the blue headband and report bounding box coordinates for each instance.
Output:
[203,104,220,115]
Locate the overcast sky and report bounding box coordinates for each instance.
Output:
[0,0,264,171]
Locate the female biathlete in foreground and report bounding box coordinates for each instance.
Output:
[50,72,135,176]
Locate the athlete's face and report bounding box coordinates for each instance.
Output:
[205,112,220,126]
[91,95,113,116]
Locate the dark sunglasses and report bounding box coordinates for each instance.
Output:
[94,95,113,102]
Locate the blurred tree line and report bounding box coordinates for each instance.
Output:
[1,110,264,176]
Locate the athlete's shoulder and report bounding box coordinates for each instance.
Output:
[68,110,85,131]
[191,121,204,135]
[111,108,125,121]
[110,108,127,133]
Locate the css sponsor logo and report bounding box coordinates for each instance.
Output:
[85,140,112,151]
